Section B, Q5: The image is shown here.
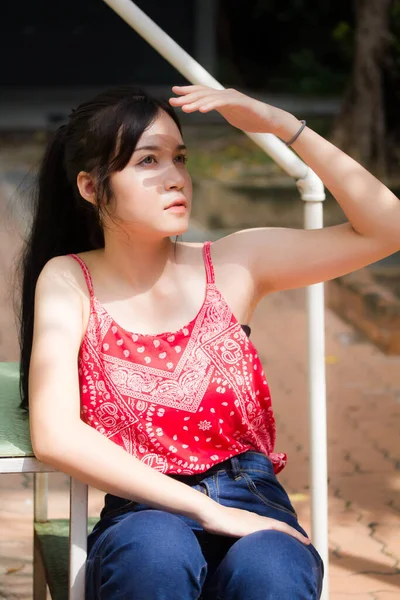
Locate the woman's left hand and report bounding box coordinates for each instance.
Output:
[169,85,283,134]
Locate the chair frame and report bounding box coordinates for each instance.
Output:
[0,456,88,599]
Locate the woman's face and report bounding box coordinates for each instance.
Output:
[106,110,192,238]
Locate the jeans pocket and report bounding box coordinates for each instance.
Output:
[198,482,209,495]
[240,470,298,517]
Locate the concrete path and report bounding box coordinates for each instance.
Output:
[1,281,399,598]
[0,137,399,598]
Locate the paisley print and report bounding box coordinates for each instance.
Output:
[68,242,287,475]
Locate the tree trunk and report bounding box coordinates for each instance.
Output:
[331,0,392,175]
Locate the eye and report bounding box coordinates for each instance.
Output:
[176,154,188,164]
[139,155,156,165]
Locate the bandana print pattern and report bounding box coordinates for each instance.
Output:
[69,242,287,476]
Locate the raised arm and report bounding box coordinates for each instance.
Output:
[170,86,400,295]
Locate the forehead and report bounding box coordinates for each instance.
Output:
[138,110,183,146]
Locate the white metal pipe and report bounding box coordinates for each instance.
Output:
[102,0,318,183]
[103,0,224,89]
[304,202,329,600]
[33,472,48,523]
[102,1,329,597]
[33,473,48,600]
[69,478,88,600]
[0,457,58,474]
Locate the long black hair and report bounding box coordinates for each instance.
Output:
[15,85,182,411]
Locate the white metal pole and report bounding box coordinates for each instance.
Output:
[33,472,48,599]
[69,478,88,600]
[304,202,329,600]
[102,0,310,181]
[33,472,48,523]
[102,1,329,597]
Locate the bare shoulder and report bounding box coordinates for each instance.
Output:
[177,236,255,287]
[176,237,251,268]
[208,232,253,268]
[30,256,90,448]
[177,237,258,321]
[38,251,97,302]
[175,240,203,255]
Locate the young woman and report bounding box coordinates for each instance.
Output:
[20,84,399,599]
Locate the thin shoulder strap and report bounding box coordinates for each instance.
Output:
[68,254,95,297]
[203,241,215,284]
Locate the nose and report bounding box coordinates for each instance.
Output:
[164,166,185,191]
[164,178,184,191]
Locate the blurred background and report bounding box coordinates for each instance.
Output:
[0,1,399,598]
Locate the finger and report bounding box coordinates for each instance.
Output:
[182,97,222,113]
[169,91,210,106]
[180,100,208,113]
[291,528,311,545]
[171,85,209,95]
[173,94,221,113]
[198,101,219,113]
[277,523,311,545]
[172,84,218,93]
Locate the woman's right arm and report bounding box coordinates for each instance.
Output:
[29,257,217,525]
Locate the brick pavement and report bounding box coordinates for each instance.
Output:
[250,288,400,599]
[1,284,399,598]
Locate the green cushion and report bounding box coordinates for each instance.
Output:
[0,362,34,457]
[34,517,98,600]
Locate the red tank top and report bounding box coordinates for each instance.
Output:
[68,242,287,475]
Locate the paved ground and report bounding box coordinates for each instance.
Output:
[1,280,399,598]
[0,139,399,598]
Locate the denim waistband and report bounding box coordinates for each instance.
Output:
[100,451,274,520]
[168,450,274,484]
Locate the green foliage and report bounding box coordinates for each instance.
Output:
[219,0,355,94]
[186,141,274,180]
[219,0,400,108]
[332,21,354,62]
[287,48,349,94]
[185,117,334,180]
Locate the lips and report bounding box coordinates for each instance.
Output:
[164,197,187,210]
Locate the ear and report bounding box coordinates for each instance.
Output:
[77,171,96,204]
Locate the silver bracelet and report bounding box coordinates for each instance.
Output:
[284,120,307,146]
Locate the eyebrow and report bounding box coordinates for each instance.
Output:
[133,144,187,153]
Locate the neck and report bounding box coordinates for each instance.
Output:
[100,231,178,293]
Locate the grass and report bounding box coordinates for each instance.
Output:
[184,116,335,181]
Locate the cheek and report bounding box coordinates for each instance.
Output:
[109,174,147,215]
[111,172,139,197]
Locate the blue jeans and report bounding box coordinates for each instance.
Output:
[86,450,324,599]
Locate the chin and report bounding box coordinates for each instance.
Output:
[171,224,189,237]
[165,220,190,238]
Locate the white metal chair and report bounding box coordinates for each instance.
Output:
[0,361,95,600]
